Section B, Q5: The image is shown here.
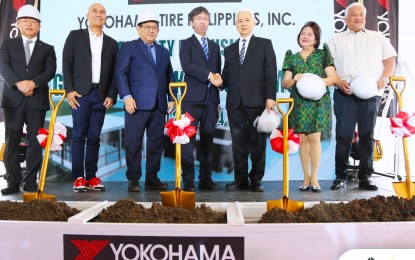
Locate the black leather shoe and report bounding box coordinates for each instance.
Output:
[225,181,249,191]
[331,178,345,190]
[1,185,20,195]
[183,182,196,192]
[128,180,141,192]
[299,185,310,191]
[198,179,218,191]
[23,182,38,192]
[359,179,378,191]
[145,178,168,190]
[311,186,322,192]
[250,181,264,192]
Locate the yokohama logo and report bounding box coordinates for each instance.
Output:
[64,235,244,260]
[71,240,109,260]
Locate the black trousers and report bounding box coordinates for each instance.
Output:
[227,102,266,183]
[3,99,46,186]
[333,89,381,180]
[181,89,218,184]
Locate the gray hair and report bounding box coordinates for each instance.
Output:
[236,9,255,21]
[345,2,366,17]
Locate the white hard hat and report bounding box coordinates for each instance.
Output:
[296,73,327,100]
[350,75,379,99]
[16,5,41,22]
[137,9,158,25]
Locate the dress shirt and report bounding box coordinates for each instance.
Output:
[89,28,103,84]
[239,34,253,57]
[327,28,397,95]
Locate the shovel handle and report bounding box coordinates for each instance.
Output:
[389,77,411,185]
[276,98,294,198]
[168,83,188,190]
[38,90,66,192]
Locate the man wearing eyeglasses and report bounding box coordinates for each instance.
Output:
[63,3,118,193]
[179,6,222,192]
[114,9,175,192]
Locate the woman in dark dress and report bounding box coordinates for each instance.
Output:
[282,21,337,192]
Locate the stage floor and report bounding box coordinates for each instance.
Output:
[0,175,397,202]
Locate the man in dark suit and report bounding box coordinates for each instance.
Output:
[0,5,56,195]
[114,9,175,192]
[179,6,222,192]
[222,10,277,192]
[62,3,118,192]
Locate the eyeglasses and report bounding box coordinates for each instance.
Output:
[194,17,209,22]
[140,25,159,31]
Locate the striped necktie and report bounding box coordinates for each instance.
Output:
[239,39,246,65]
[201,37,209,61]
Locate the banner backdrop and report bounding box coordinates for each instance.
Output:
[2,0,399,182]
[39,0,336,181]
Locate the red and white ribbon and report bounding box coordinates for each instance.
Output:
[390,110,415,137]
[36,122,67,151]
[270,128,300,154]
[165,112,197,144]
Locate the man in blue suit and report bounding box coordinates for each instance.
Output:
[114,9,175,192]
[179,6,222,191]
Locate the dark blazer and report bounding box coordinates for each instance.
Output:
[62,29,118,102]
[222,35,277,109]
[179,35,221,104]
[114,38,174,113]
[0,37,56,110]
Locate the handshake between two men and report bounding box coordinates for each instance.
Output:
[209,73,223,87]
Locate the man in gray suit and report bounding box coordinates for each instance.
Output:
[0,5,56,195]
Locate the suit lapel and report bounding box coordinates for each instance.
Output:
[102,33,110,56]
[16,38,27,65]
[82,29,92,54]
[191,35,208,64]
[233,39,241,67]
[137,38,157,68]
[242,35,256,65]
[154,44,163,71]
[29,40,43,65]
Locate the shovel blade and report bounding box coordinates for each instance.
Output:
[160,190,178,207]
[178,190,196,210]
[392,182,415,200]
[267,197,304,212]
[373,140,383,161]
[160,188,196,209]
[22,191,56,202]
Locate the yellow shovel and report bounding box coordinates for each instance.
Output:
[23,90,66,201]
[389,76,415,199]
[267,98,304,212]
[160,82,196,209]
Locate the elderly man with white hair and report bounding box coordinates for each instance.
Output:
[327,2,397,191]
[221,10,277,192]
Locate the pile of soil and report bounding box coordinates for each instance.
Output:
[0,200,80,221]
[92,199,227,224]
[260,195,415,223]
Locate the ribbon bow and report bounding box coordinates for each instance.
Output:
[36,122,67,151]
[390,110,415,137]
[270,128,300,154]
[165,112,197,144]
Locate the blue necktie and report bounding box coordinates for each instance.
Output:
[147,44,156,64]
[239,39,246,65]
[201,37,209,61]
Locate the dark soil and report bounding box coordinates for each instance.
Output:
[259,195,415,223]
[92,199,227,224]
[0,200,80,221]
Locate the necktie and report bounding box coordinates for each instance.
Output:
[147,44,156,64]
[239,39,246,65]
[201,37,209,61]
[24,40,32,65]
